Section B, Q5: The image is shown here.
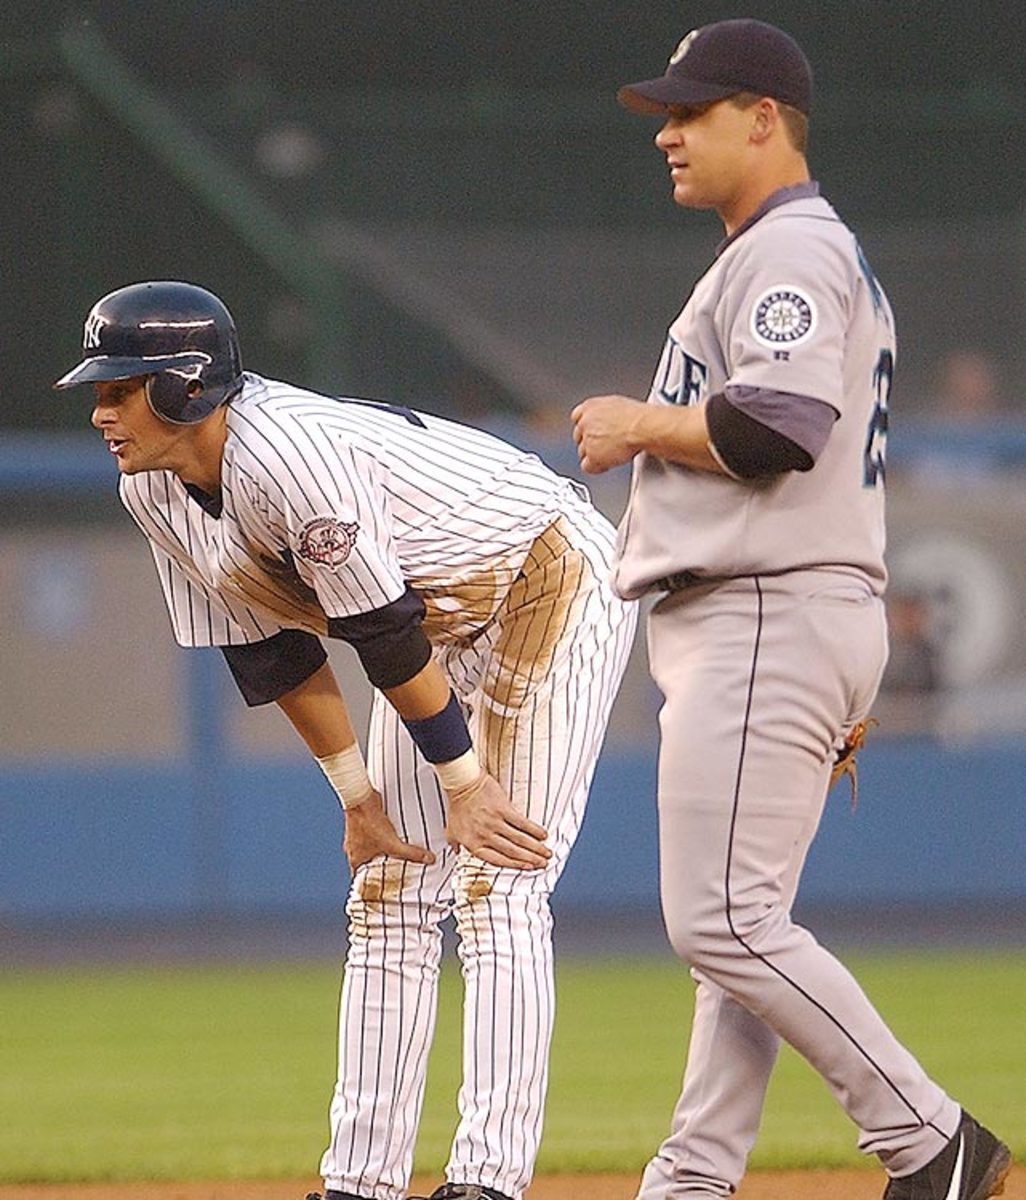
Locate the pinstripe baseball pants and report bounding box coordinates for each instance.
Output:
[319,499,637,1200]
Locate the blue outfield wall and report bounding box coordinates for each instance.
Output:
[2,739,1024,921]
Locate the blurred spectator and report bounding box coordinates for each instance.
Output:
[876,587,944,734]
[895,348,1022,482]
[934,348,1004,421]
[881,589,942,696]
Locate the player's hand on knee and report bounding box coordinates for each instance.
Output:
[571,394,645,474]
[443,770,551,870]
[343,791,435,872]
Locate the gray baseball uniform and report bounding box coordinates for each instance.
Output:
[615,187,888,596]
[613,186,962,1197]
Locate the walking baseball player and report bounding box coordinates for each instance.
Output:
[55,280,636,1200]
[571,19,1010,1200]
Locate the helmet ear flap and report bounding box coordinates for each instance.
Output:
[147,371,210,424]
[145,372,193,423]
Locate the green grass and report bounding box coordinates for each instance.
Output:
[1,951,1023,1182]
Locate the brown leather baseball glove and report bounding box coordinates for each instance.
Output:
[830,718,878,808]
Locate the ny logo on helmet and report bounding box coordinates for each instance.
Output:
[83,309,108,350]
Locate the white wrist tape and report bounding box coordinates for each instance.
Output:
[434,747,482,792]
[316,745,374,810]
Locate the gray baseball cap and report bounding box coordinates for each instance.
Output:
[618,19,813,117]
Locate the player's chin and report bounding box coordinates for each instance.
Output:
[670,173,713,206]
[671,181,700,207]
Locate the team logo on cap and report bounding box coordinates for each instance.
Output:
[751,286,817,348]
[669,29,699,64]
[297,517,359,569]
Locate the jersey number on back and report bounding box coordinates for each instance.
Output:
[863,349,891,487]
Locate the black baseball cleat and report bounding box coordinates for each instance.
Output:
[882,1111,1012,1200]
[409,1186,513,1200]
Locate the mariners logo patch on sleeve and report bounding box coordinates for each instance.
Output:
[297,517,359,569]
[751,286,817,348]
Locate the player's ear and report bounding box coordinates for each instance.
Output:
[749,97,777,144]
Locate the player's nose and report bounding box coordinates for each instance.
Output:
[655,119,679,148]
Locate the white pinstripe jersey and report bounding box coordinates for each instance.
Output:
[120,373,576,648]
[613,192,894,599]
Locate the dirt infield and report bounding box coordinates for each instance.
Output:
[1,1169,1023,1200]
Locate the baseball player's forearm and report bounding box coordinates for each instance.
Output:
[277,661,380,812]
[276,660,360,758]
[278,664,435,867]
[633,401,726,473]
[572,393,726,475]
[382,656,452,720]
[384,657,477,781]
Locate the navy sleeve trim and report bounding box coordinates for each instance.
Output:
[706,392,814,478]
[327,585,432,690]
[221,628,328,707]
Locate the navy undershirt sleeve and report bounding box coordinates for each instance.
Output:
[221,628,328,707]
[327,585,432,690]
[706,387,838,478]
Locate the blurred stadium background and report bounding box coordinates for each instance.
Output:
[2,0,1025,950]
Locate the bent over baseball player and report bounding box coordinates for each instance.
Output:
[55,280,636,1200]
[571,19,1010,1200]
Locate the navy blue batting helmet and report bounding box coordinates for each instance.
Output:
[54,280,244,424]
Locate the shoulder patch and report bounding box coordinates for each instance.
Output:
[296,517,359,569]
[750,286,817,349]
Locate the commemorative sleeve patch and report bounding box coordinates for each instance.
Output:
[296,517,359,569]
[750,286,817,348]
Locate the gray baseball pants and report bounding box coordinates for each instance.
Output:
[638,569,960,1199]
